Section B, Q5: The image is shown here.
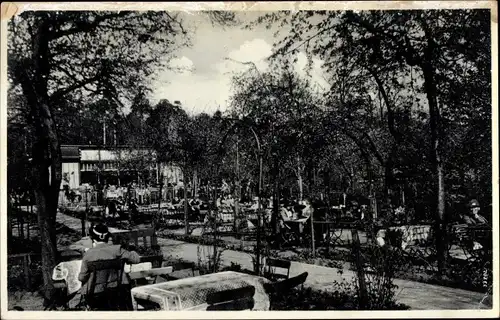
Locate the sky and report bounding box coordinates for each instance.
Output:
[148,11,329,116]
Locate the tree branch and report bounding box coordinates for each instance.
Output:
[49,70,100,101]
[364,65,401,142]
[49,12,134,41]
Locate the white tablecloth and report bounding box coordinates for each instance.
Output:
[377,225,432,249]
[130,271,271,311]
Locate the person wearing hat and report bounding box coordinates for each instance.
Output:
[462,199,488,226]
[78,223,141,310]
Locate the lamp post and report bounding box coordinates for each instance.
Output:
[222,117,263,274]
[248,126,263,275]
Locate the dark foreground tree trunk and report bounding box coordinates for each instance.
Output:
[28,101,62,303]
[13,17,62,303]
[422,53,447,276]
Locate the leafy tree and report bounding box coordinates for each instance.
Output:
[248,9,491,274]
[7,10,234,300]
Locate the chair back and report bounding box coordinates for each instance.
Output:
[265,258,291,280]
[112,228,158,252]
[83,259,127,310]
[173,261,197,275]
[85,259,125,297]
[264,272,308,295]
[206,285,255,311]
[162,261,198,280]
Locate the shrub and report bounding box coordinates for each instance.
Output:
[270,282,409,310]
[350,228,411,310]
[7,256,43,292]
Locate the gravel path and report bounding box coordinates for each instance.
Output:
[53,211,490,310]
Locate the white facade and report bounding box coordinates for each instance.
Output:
[61,162,80,189]
[61,145,183,188]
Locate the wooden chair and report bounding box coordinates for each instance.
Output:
[112,228,159,253]
[81,259,129,311]
[206,285,255,311]
[264,258,291,281]
[140,254,163,268]
[43,280,71,310]
[263,272,308,305]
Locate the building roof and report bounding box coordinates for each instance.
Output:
[61,145,80,162]
[80,149,157,162]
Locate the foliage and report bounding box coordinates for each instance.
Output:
[240,9,492,275]
[269,282,409,310]
[221,261,243,273]
[7,258,44,293]
[196,215,225,274]
[352,243,411,309]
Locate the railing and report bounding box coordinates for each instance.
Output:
[8,205,38,241]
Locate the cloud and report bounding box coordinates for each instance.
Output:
[150,35,330,116]
[168,56,195,74]
[292,51,329,93]
[227,38,273,71]
[150,72,232,115]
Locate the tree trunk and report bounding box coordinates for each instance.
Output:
[422,58,447,275]
[297,155,304,201]
[184,167,189,235]
[193,169,198,198]
[271,158,280,235]
[384,148,395,201]
[13,18,62,304]
[30,109,61,304]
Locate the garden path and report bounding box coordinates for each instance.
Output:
[54,211,490,310]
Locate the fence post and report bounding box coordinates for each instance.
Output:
[352,228,368,308]
[310,209,315,258]
[19,212,25,240]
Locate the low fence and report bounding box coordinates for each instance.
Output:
[8,205,38,241]
[7,253,42,292]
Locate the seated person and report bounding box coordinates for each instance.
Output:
[300,199,314,218]
[456,199,489,251]
[280,203,292,221]
[78,223,141,310]
[461,199,488,226]
[249,198,258,211]
[293,203,306,219]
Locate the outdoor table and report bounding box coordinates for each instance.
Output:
[376,224,432,249]
[285,217,309,233]
[130,271,271,311]
[313,220,341,245]
[59,249,83,262]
